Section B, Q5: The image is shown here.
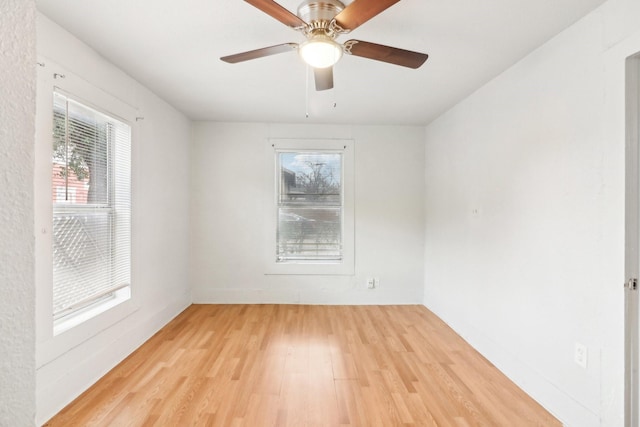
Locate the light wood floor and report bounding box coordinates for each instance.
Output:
[44,304,561,426]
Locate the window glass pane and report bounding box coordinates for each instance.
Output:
[279,152,341,203]
[52,211,113,315]
[51,91,131,320]
[278,207,342,260]
[53,92,110,206]
[277,152,342,262]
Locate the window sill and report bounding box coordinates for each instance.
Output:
[38,287,138,368]
[265,261,354,276]
[54,287,131,336]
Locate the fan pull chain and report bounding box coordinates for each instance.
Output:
[305,65,310,119]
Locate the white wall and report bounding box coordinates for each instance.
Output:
[191,122,425,304]
[0,1,37,425]
[423,0,640,425]
[34,15,192,424]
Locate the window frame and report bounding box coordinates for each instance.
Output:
[265,138,354,275]
[35,58,139,365]
[50,89,132,333]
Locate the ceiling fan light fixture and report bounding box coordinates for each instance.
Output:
[299,36,343,68]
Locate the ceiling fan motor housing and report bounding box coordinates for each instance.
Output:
[297,0,345,36]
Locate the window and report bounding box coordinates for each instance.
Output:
[266,139,354,275]
[51,91,131,327]
[277,151,342,261]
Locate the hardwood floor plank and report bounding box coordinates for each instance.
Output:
[334,379,369,426]
[44,305,561,427]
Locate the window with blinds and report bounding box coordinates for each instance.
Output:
[52,91,131,321]
[276,151,343,262]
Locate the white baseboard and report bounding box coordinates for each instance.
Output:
[192,287,421,305]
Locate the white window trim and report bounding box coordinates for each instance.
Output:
[35,57,140,367]
[264,138,355,275]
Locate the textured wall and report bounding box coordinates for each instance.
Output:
[35,15,191,423]
[0,0,37,426]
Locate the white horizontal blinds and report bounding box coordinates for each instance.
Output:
[276,151,343,262]
[52,91,131,319]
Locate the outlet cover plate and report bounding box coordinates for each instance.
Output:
[574,342,588,369]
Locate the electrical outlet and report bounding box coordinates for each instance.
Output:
[574,342,588,369]
[366,278,375,289]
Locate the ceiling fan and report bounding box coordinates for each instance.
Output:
[220,0,428,91]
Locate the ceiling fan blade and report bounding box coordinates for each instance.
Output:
[314,67,334,91]
[221,43,298,63]
[244,0,308,29]
[345,40,428,69]
[333,0,400,32]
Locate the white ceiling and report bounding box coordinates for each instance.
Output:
[36,0,606,125]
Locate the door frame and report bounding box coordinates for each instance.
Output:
[626,52,640,427]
